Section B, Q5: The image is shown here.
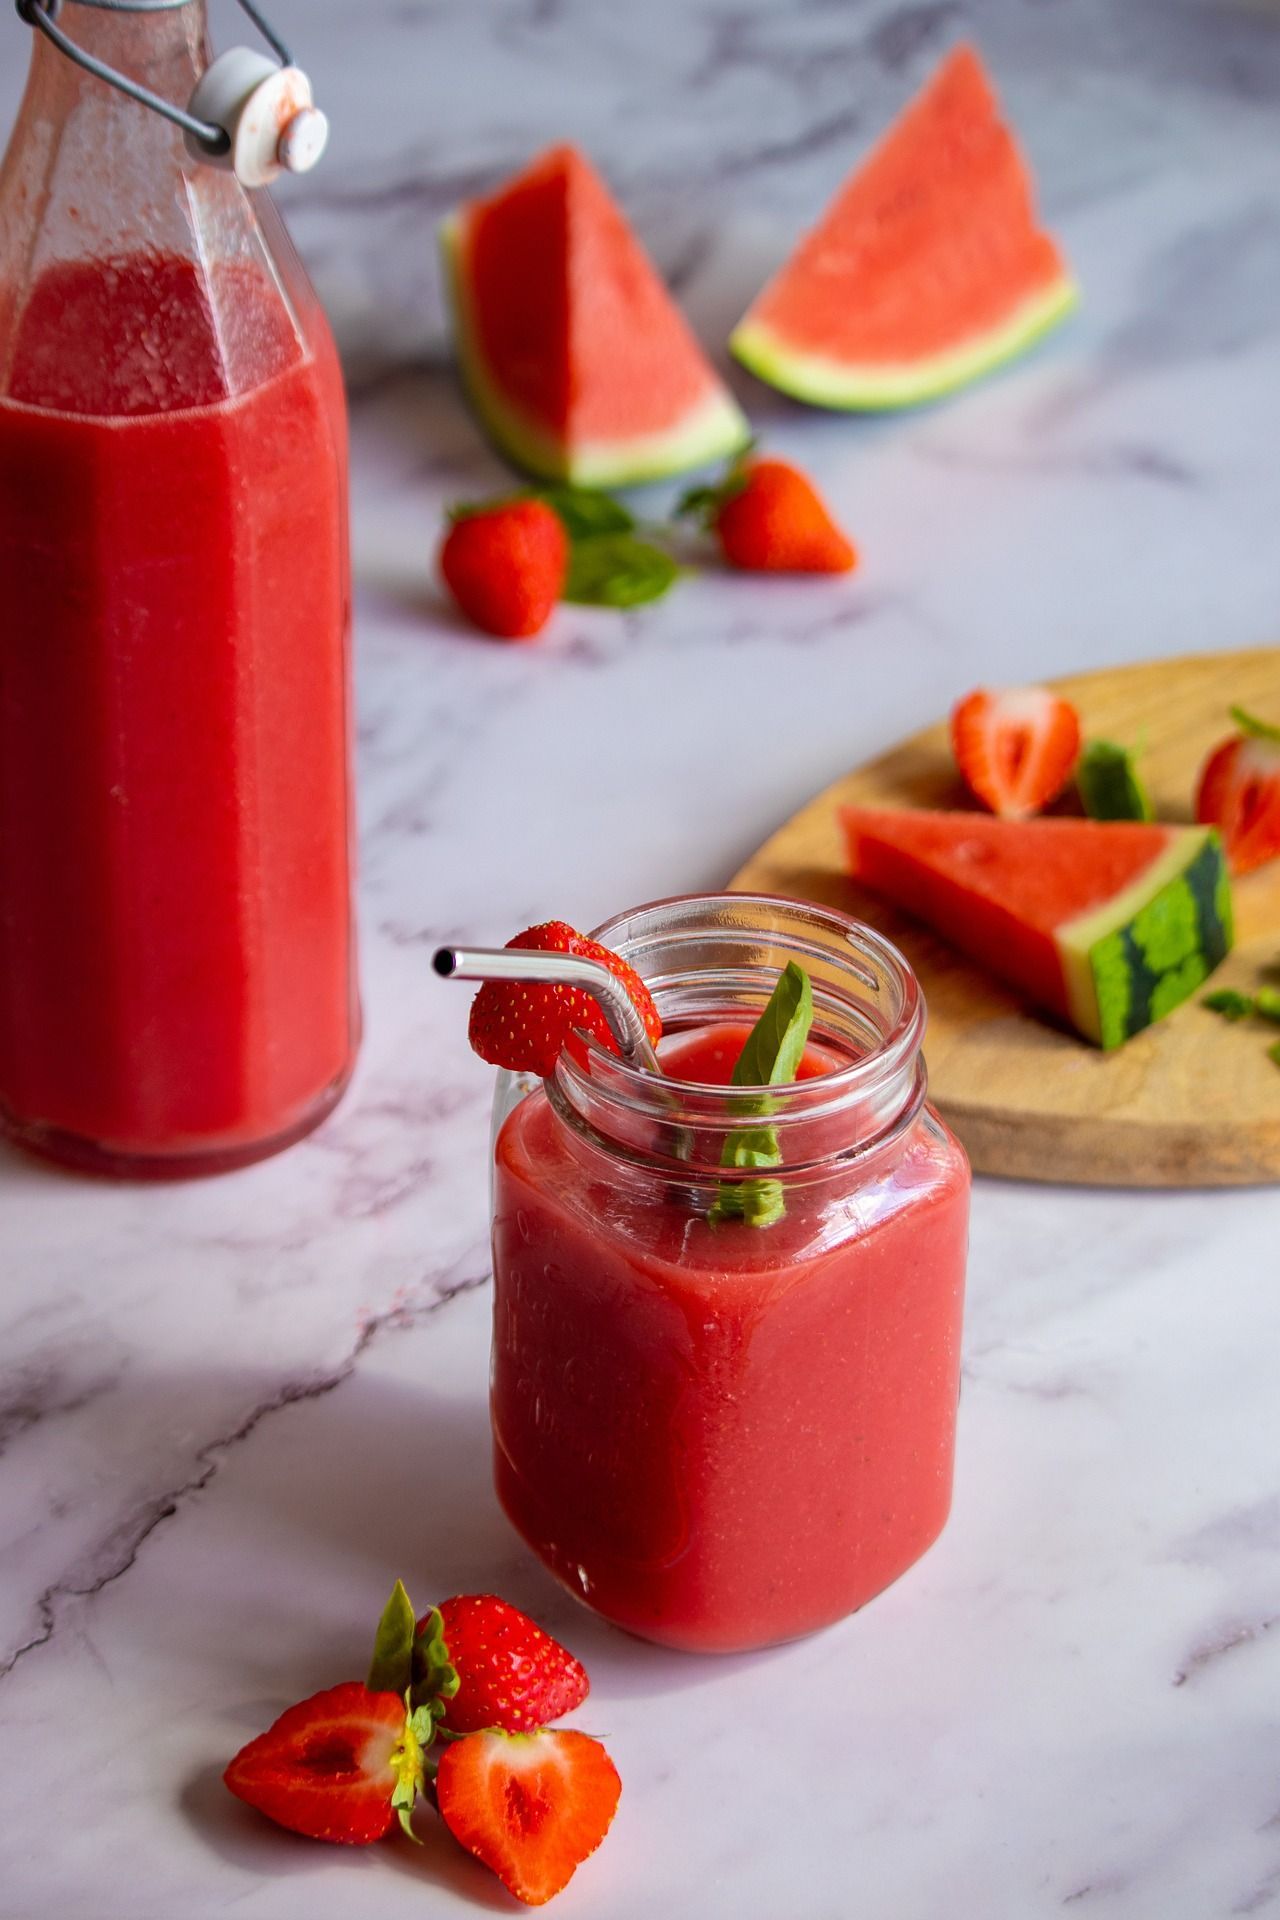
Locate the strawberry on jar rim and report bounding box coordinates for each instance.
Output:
[467,921,661,1077]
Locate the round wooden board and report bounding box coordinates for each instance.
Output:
[730,648,1280,1187]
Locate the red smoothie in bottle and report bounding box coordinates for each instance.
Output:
[0,0,356,1174]
[0,254,354,1169]
[489,897,971,1654]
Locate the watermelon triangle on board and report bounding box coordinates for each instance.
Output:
[442,145,750,487]
[841,808,1233,1049]
[732,45,1077,410]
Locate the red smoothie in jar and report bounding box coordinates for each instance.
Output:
[489,897,971,1655]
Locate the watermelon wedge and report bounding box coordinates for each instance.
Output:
[841,808,1233,1048]
[731,46,1077,410]
[443,145,750,486]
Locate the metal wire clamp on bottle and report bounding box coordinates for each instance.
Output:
[14,0,329,185]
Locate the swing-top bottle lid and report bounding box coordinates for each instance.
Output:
[15,0,330,188]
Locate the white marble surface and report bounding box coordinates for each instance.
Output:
[3,2,1280,1915]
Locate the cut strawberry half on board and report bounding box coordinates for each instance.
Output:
[223,1683,415,1845]
[431,1594,589,1735]
[467,921,661,1076]
[1196,707,1280,875]
[950,686,1082,819]
[436,1728,622,1907]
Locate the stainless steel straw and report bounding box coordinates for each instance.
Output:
[433,944,662,1075]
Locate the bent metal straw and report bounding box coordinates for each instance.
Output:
[432,944,662,1076]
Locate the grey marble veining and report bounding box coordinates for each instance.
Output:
[2,0,1280,1914]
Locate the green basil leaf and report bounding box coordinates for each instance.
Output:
[563,535,679,609]
[1077,739,1153,822]
[729,962,814,1089]
[535,487,634,540]
[367,1578,417,1695]
[709,963,815,1230]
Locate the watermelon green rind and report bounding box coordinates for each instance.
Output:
[730,275,1078,412]
[1059,828,1233,1047]
[441,217,751,487]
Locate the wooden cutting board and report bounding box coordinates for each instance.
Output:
[730,648,1280,1187]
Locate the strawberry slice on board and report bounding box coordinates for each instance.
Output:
[223,1682,425,1845]
[427,1594,589,1735]
[1196,707,1280,875]
[436,1727,622,1907]
[950,685,1082,819]
[466,921,661,1077]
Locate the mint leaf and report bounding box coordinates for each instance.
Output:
[564,534,678,608]
[1077,739,1153,822]
[535,487,633,541]
[1255,987,1280,1025]
[1269,1039,1280,1069]
[709,963,814,1229]
[1229,705,1280,744]
[367,1579,417,1695]
[1202,989,1255,1021]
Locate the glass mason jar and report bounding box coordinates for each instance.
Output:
[0,0,356,1176]
[490,893,971,1655]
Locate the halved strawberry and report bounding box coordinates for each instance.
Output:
[950,686,1082,819]
[223,1682,423,1845]
[1196,707,1280,875]
[436,1728,621,1907]
[467,921,661,1077]
[428,1594,589,1735]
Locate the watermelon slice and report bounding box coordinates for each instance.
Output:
[443,145,750,486]
[841,808,1233,1048]
[731,46,1077,410]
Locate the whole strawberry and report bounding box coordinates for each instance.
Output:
[679,454,857,573]
[467,920,661,1077]
[430,1594,590,1735]
[440,497,568,638]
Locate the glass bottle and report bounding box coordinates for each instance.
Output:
[0,0,357,1176]
[489,893,972,1654]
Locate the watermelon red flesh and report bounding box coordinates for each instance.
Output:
[841,808,1231,1047]
[444,145,749,485]
[731,46,1076,409]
